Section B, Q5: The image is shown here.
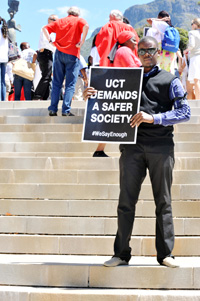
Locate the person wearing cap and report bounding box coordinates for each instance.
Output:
[33,14,58,100]
[109,31,141,67]
[43,6,89,116]
[93,31,141,158]
[93,11,139,157]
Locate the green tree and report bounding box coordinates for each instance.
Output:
[176,27,189,53]
[136,25,150,39]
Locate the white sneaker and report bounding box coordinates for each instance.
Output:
[162,257,179,268]
[103,257,128,267]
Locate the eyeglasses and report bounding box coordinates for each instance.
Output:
[138,48,158,56]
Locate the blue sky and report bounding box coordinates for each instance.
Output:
[0,0,150,50]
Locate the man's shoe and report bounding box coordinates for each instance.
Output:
[161,256,179,268]
[104,257,128,267]
[62,112,75,116]
[93,151,109,157]
[49,111,57,116]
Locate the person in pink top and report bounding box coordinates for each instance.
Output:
[109,31,141,67]
[93,31,141,157]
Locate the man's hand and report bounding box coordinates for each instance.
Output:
[130,111,154,128]
[83,87,97,101]
[76,41,84,48]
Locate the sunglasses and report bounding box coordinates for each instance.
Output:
[191,23,194,25]
[49,18,56,21]
[138,48,158,56]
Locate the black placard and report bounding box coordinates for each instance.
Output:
[82,67,143,143]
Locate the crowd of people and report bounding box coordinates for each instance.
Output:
[0,8,200,103]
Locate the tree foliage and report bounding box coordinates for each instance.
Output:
[176,27,189,53]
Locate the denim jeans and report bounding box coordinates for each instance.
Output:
[14,74,32,100]
[48,50,80,114]
[0,63,6,101]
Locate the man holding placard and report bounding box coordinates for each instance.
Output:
[84,36,191,268]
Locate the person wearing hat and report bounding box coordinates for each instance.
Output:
[93,31,141,158]
[109,31,141,67]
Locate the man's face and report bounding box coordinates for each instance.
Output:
[138,40,158,72]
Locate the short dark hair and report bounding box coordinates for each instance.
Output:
[20,42,29,51]
[138,36,158,48]
[123,16,130,24]
[158,10,172,26]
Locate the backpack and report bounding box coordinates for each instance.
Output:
[162,26,180,53]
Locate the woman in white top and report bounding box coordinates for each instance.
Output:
[184,18,200,99]
[0,17,9,101]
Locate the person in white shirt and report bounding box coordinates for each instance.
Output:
[13,42,37,100]
[184,18,200,99]
[33,14,58,100]
[0,17,9,101]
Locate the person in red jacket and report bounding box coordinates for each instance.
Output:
[43,6,89,116]
[95,10,139,67]
[93,30,140,157]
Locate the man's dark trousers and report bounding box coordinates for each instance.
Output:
[34,49,53,100]
[114,140,175,264]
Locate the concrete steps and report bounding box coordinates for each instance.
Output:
[1,215,199,235]
[0,141,200,153]
[0,122,199,133]
[1,169,200,184]
[0,156,199,169]
[0,131,199,143]
[0,100,200,298]
[1,183,200,199]
[0,234,199,256]
[1,287,200,301]
[0,255,199,289]
[1,199,200,217]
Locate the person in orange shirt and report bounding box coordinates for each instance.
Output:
[43,6,89,116]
